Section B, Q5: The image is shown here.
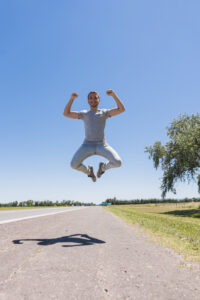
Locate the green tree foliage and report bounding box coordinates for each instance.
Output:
[145,114,200,197]
[105,197,200,205]
[0,200,96,207]
[26,200,34,207]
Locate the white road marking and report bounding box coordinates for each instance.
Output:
[0,207,86,225]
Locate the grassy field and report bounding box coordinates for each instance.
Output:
[0,206,61,211]
[104,202,200,263]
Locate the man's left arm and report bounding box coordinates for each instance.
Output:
[106,89,125,117]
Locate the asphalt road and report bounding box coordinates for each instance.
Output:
[0,207,199,300]
[0,207,85,224]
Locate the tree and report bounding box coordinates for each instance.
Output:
[145,114,200,198]
[26,200,34,207]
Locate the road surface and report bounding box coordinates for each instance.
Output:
[0,207,199,300]
[0,207,85,224]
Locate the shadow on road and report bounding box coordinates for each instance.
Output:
[13,234,106,247]
[162,209,200,218]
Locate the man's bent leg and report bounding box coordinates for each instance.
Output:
[70,143,95,174]
[96,143,122,172]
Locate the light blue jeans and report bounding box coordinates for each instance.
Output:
[70,139,122,175]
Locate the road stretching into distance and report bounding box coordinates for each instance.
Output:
[0,207,200,300]
[0,207,85,224]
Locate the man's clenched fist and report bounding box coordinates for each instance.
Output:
[71,92,79,100]
[106,89,115,97]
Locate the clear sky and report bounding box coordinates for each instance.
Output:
[1,0,200,204]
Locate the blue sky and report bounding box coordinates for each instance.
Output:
[0,0,200,204]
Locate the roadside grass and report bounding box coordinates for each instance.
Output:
[0,206,61,211]
[104,202,200,263]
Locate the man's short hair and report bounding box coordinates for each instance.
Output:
[88,91,100,100]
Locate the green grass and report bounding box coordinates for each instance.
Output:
[104,202,200,263]
[0,206,61,211]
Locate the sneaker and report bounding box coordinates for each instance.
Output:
[88,166,96,182]
[97,162,105,178]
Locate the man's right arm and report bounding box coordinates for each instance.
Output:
[63,92,79,119]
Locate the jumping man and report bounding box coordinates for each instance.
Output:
[63,90,125,182]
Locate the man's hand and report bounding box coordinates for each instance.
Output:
[63,92,79,119]
[105,90,125,117]
[71,92,79,100]
[106,89,115,97]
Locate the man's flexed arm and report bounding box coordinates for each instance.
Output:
[106,90,125,117]
[63,92,79,119]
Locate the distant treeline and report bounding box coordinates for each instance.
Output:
[105,197,200,205]
[0,200,96,207]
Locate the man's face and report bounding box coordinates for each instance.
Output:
[88,93,100,109]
